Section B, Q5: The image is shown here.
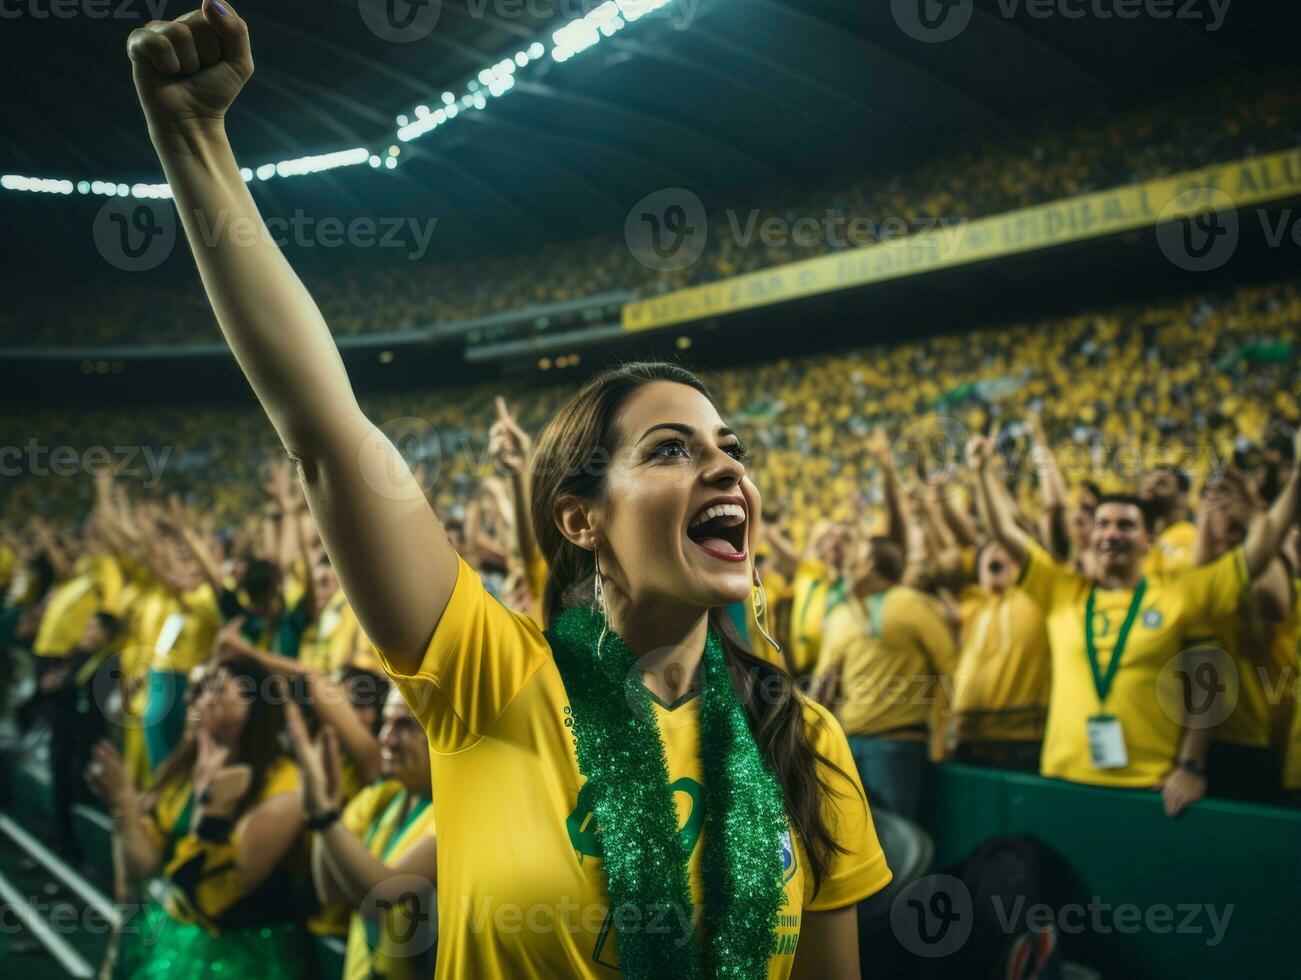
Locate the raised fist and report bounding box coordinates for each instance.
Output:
[127,0,253,131]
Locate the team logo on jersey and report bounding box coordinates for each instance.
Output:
[566,777,704,861]
[780,829,797,884]
[1142,609,1164,629]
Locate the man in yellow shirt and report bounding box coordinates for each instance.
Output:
[1140,467,1197,576]
[812,537,956,819]
[1193,477,1295,803]
[973,432,1300,817]
[33,554,106,659]
[952,541,1050,772]
[785,525,849,677]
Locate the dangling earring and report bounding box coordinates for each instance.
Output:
[752,564,782,656]
[593,547,610,659]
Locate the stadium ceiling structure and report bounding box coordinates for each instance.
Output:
[3,0,1300,256]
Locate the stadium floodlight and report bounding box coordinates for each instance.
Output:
[1,175,75,195]
[274,147,371,178]
[3,0,683,200]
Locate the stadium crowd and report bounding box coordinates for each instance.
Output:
[5,275,1298,542]
[4,67,1300,347]
[2,281,1300,976]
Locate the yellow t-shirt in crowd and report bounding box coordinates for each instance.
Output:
[34,564,100,657]
[1019,542,1247,787]
[953,585,1050,743]
[375,555,892,979]
[1202,582,1292,750]
[1279,581,1301,790]
[145,757,309,929]
[300,589,353,673]
[341,781,438,980]
[1143,519,1197,578]
[816,586,957,738]
[150,584,221,676]
[788,558,838,676]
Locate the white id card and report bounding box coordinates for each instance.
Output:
[1087,714,1129,769]
[155,612,185,656]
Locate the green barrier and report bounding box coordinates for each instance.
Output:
[925,763,1298,979]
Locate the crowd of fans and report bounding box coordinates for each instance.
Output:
[4,67,1300,348]
[5,276,1298,546]
[1,275,1299,974]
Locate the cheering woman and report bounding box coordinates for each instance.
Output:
[125,5,891,976]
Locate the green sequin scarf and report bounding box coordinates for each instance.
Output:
[546,604,788,980]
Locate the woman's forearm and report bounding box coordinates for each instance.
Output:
[128,11,455,671]
[114,811,162,886]
[316,822,386,906]
[148,121,362,454]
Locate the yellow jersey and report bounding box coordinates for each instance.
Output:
[300,589,354,673]
[374,556,891,979]
[1019,542,1247,787]
[34,563,100,657]
[1279,581,1301,790]
[953,585,1050,743]
[341,781,438,980]
[787,558,841,676]
[1143,519,1197,578]
[1203,586,1292,750]
[150,584,221,676]
[816,586,957,738]
[144,757,310,930]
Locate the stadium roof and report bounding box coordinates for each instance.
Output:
[4,0,1300,256]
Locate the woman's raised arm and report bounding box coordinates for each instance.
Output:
[127,1,455,671]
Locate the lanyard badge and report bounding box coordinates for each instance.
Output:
[1083,579,1147,770]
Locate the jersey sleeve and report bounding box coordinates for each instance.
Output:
[372,554,551,753]
[801,700,893,910]
[341,781,391,837]
[1016,540,1082,613]
[811,604,855,678]
[1172,546,1249,627]
[900,589,958,675]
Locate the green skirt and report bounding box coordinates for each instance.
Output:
[111,901,307,980]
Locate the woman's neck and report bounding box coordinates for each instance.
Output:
[609,598,710,705]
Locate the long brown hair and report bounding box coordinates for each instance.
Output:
[144,654,290,820]
[528,361,853,895]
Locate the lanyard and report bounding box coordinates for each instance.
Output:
[1084,578,1147,704]
[365,789,432,862]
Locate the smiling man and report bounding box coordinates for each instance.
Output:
[970,431,1301,817]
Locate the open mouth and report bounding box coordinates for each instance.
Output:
[686,499,748,563]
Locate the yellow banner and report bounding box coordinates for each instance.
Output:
[622,147,1301,333]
